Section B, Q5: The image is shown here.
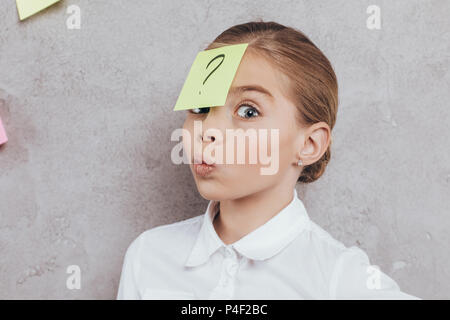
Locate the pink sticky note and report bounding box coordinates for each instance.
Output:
[0,116,8,145]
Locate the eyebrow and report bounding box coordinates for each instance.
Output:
[228,85,274,99]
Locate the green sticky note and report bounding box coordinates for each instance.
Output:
[16,0,61,21]
[174,43,249,111]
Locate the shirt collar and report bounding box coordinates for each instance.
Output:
[184,188,310,267]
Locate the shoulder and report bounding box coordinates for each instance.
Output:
[124,214,204,261]
[303,220,419,299]
[304,219,375,275]
[303,219,348,259]
[294,219,361,283]
[304,220,386,274]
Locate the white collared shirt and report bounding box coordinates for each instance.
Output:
[117,188,419,299]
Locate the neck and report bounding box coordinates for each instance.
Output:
[213,183,297,245]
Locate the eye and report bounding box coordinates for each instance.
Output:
[189,107,210,114]
[236,104,260,119]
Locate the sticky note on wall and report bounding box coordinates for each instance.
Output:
[16,0,61,21]
[0,116,7,145]
[173,43,249,111]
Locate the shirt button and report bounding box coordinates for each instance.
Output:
[225,247,233,257]
[226,263,238,275]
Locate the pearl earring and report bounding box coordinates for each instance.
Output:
[297,159,303,166]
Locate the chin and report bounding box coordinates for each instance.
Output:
[194,179,227,201]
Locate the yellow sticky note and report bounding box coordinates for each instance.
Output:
[16,0,61,21]
[174,43,249,111]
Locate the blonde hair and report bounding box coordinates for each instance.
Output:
[205,20,338,183]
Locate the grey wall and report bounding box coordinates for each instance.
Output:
[0,0,449,299]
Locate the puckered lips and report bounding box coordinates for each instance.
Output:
[193,155,216,177]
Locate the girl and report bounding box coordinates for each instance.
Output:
[117,21,419,299]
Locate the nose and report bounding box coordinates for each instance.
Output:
[196,107,222,144]
[201,132,215,142]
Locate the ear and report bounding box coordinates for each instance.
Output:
[298,122,330,166]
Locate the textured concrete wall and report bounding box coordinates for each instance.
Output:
[0,0,449,299]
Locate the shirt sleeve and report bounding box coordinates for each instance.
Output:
[117,235,142,300]
[329,246,420,300]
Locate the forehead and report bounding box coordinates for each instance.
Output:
[229,49,290,99]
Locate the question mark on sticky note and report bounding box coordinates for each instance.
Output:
[199,54,225,95]
[173,43,248,111]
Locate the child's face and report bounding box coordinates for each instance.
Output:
[182,49,305,200]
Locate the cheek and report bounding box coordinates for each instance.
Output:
[278,120,296,147]
[222,129,284,172]
[252,119,297,176]
[182,119,194,160]
[255,117,296,164]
